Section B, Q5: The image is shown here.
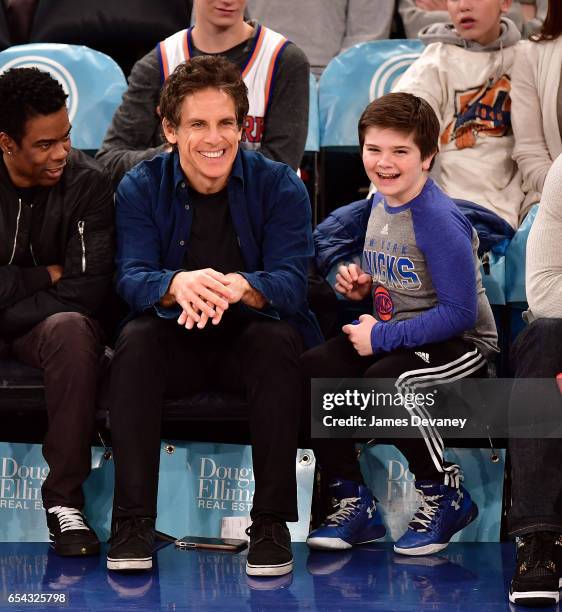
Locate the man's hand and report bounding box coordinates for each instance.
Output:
[335,263,372,301]
[161,268,232,324]
[415,0,447,10]
[46,265,64,284]
[224,273,267,309]
[342,314,377,356]
[177,300,225,330]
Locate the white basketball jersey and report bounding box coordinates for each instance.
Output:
[158,24,288,149]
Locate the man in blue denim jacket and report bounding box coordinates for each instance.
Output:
[105,55,321,578]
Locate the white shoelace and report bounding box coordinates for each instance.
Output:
[48,506,89,532]
[409,494,442,532]
[326,497,360,526]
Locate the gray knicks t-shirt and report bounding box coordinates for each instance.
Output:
[363,179,498,358]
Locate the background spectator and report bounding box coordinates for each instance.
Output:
[247,0,394,77]
[96,0,309,186]
[393,2,532,230]
[511,0,562,203]
[27,0,193,76]
[399,0,547,40]
[507,152,562,608]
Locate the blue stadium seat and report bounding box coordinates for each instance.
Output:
[505,205,538,305]
[319,39,424,148]
[0,43,126,150]
[305,72,320,153]
[481,253,506,306]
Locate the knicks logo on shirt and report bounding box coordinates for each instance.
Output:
[363,249,421,290]
[373,285,393,321]
[242,115,265,144]
[441,75,512,149]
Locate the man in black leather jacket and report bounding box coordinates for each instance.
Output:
[0,67,114,557]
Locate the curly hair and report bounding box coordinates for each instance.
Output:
[159,55,249,129]
[0,68,68,144]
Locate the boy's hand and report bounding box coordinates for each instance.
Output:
[342,314,377,356]
[335,263,372,301]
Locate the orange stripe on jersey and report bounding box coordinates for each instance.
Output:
[183,30,190,60]
[159,41,170,80]
[242,26,266,78]
[264,40,287,111]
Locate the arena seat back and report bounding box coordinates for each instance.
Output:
[305,73,320,153]
[0,43,127,151]
[318,39,424,148]
[506,205,538,305]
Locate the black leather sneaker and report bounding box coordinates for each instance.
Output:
[106,516,155,571]
[509,531,562,607]
[46,506,100,557]
[245,517,293,577]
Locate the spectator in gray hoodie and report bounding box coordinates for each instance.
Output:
[399,0,547,39]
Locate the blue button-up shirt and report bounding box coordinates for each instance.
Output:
[115,148,322,348]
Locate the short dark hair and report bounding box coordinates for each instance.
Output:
[0,67,68,144]
[358,92,440,170]
[159,55,249,129]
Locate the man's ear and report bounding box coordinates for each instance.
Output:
[162,118,178,145]
[0,131,16,155]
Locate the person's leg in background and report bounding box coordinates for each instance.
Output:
[508,318,562,608]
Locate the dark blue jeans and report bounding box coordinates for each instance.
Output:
[508,318,562,536]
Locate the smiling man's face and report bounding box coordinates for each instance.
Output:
[163,87,242,194]
[3,106,71,188]
[447,0,511,46]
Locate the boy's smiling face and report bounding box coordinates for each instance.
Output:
[362,127,434,207]
[447,0,512,46]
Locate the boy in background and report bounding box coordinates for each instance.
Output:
[394,0,535,235]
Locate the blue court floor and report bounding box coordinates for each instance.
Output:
[0,542,545,611]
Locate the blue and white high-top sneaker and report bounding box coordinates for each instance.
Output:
[306,480,386,550]
[394,481,478,556]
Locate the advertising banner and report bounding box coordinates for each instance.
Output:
[0,442,315,543]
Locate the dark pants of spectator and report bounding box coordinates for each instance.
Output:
[11,312,105,509]
[508,318,562,536]
[301,333,487,486]
[107,315,304,523]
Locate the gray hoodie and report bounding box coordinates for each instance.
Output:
[418,17,521,52]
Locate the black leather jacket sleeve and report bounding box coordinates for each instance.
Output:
[0,174,115,337]
[0,265,52,310]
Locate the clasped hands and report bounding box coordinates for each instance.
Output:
[161,269,262,330]
[336,263,377,356]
